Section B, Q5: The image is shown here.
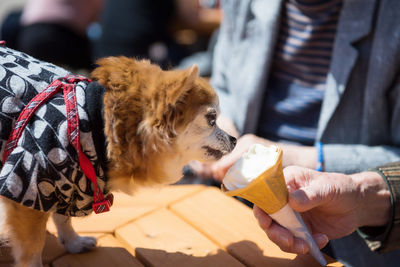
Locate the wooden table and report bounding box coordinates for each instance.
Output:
[0,185,343,266]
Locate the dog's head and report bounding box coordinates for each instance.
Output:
[92,57,236,187]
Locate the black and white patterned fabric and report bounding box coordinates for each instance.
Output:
[0,45,109,216]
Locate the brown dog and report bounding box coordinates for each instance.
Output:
[0,47,236,267]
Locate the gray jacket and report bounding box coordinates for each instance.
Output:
[212,0,400,174]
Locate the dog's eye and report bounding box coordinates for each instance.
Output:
[206,112,216,127]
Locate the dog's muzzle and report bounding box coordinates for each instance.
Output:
[228,135,237,152]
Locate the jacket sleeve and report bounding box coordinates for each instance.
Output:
[357,161,400,252]
[322,77,400,174]
[322,144,400,174]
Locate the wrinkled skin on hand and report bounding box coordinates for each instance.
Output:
[253,166,390,255]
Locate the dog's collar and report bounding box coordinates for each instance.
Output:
[85,81,109,178]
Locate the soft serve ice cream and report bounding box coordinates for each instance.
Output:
[223,144,280,191]
[222,144,288,214]
[222,144,327,266]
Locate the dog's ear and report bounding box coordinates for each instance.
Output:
[166,65,198,106]
[159,64,199,131]
[91,56,140,92]
[147,64,199,131]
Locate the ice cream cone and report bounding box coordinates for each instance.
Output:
[222,146,287,214]
[222,144,327,266]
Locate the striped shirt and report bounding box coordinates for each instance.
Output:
[257,0,342,145]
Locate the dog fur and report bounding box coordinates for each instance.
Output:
[0,56,236,267]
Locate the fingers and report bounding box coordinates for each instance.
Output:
[253,206,301,253]
[313,233,330,249]
[213,135,262,180]
[253,205,273,230]
[253,206,329,255]
[289,189,313,212]
[283,166,325,213]
[289,186,325,213]
[185,161,214,179]
[211,154,239,181]
[186,146,243,181]
[270,231,329,255]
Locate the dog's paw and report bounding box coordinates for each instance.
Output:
[63,236,97,254]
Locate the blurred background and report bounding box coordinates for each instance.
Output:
[0,0,221,75]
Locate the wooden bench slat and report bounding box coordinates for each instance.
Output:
[52,235,143,267]
[171,187,343,267]
[47,206,157,234]
[115,208,244,266]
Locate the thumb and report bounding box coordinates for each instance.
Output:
[288,187,324,213]
[211,153,240,181]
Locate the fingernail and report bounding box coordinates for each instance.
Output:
[315,234,329,247]
[290,190,307,204]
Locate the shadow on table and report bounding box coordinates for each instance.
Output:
[1,234,341,267]
[0,232,143,267]
[226,240,340,267]
[135,240,341,267]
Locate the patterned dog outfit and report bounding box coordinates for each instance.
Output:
[0,45,111,216]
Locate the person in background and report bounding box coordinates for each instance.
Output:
[254,163,400,262]
[92,0,220,69]
[1,0,105,70]
[92,0,176,68]
[188,0,400,266]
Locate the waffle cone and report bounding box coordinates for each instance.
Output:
[222,146,288,214]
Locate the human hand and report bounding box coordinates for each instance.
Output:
[188,134,271,181]
[188,134,317,181]
[253,166,391,255]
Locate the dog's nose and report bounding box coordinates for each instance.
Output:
[229,135,237,148]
